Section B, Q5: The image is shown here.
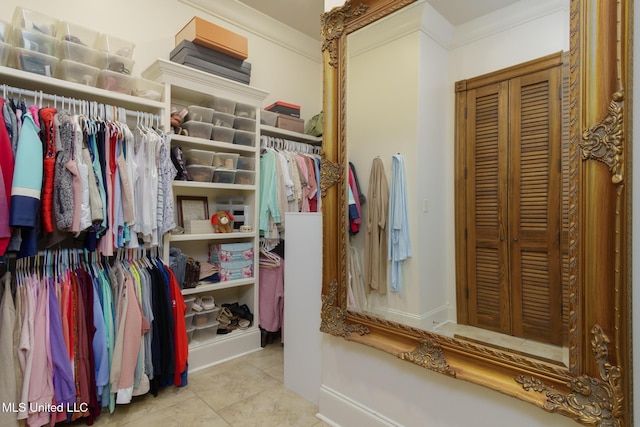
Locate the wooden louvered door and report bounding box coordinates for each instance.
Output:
[465,82,511,335]
[508,67,562,345]
[457,53,565,346]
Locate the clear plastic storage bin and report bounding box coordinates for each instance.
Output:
[203,96,236,114]
[0,42,11,67]
[97,69,133,94]
[55,60,99,86]
[182,121,213,139]
[185,312,195,328]
[193,321,219,342]
[187,165,215,182]
[57,40,100,67]
[13,47,58,77]
[56,21,99,47]
[95,33,135,58]
[233,117,255,132]
[212,169,236,184]
[13,28,58,56]
[184,149,215,166]
[236,156,255,171]
[233,130,255,147]
[260,110,278,126]
[193,307,220,328]
[131,77,163,101]
[98,52,134,75]
[187,105,215,123]
[184,297,196,314]
[211,126,235,143]
[234,170,255,185]
[12,7,58,37]
[186,326,195,344]
[212,112,235,128]
[0,20,13,44]
[213,153,239,169]
[234,102,256,119]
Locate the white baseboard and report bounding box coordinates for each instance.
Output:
[317,385,401,427]
[365,304,453,330]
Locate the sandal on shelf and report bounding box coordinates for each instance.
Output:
[238,318,250,330]
[201,296,215,310]
[191,298,203,312]
[217,307,233,326]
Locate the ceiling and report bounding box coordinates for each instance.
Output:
[237,0,522,40]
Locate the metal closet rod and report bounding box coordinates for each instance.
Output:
[0,83,161,125]
[261,135,321,154]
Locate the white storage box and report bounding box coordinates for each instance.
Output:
[184,148,215,166]
[187,105,215,123]
[57,40,100,67]
[233,117,256,132]
[12,7,58,37]
[234,170,255,185]
[13,47,58,77]
[213,152,239,169]
[95,33,135,58]
[13,27,58,56]
[260,109,278,126]
[212,111,235,128]
[56,21,99,47]
[235,102,256,119]
[185,219,214,234]
[98,52,134,75]
[97,69,133,94]
[182,121,213,139]
[211,126,235,143]
[0,20,13,44]
[132,77,164,101]
[236,156,255,171]
[55,59,99,86]
[186,165,215,182]
[203,96,236,114]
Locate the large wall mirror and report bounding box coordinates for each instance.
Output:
[319,0,632,425]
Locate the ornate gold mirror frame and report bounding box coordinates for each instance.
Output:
[319,0,632,425]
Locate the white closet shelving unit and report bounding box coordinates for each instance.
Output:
[142,59,268,371]
[260,124,322,145]
[0,64,165,115]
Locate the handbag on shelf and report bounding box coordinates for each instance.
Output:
[304,111,323,137]
[183,257,201,289]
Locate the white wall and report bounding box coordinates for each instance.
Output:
[320,1,589,426]
[1,0,322,120]
[346,6,423,322]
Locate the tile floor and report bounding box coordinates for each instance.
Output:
[90,344,329,427]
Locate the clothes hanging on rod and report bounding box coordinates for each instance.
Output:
[0,84,175,259]
[259,135,321,247]
[0,248,188,426]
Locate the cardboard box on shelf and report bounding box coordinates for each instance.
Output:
[276,114,304,133]
[265,101,300,118]
[176,17,248,60]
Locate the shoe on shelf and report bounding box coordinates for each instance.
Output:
[192,297,203,312]
[201,295,215,310]
[217,307,233,326]
[238,318,250,330]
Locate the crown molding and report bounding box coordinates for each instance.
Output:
[179,0,322,63]
[349,1,453,58]
[451,0,568,49]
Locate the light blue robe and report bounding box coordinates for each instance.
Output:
[388,154,411,292]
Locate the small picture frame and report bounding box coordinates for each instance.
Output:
[177,196,209,228]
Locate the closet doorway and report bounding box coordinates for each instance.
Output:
[454,52,569,347]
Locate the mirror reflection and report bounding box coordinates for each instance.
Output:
[344,0,570,365]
